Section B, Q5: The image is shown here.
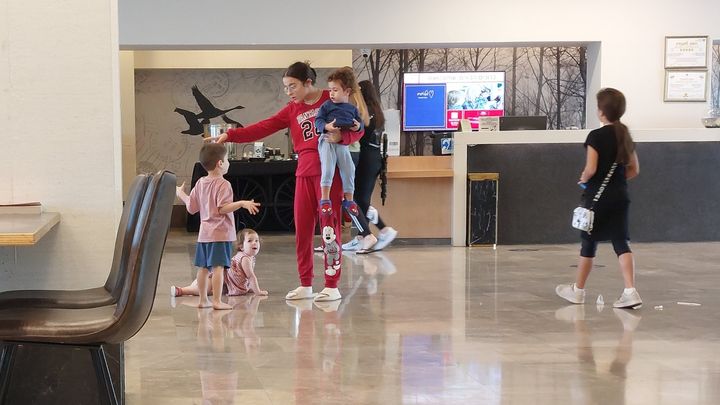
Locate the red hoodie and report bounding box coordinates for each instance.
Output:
[225,90,364,178]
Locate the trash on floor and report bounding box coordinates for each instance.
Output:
[677,302,701,306]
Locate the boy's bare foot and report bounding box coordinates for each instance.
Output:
[213,301,233,310]
[198,299,213,308]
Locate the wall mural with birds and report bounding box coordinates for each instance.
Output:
[174,85,245,135]
[134,68,334,188]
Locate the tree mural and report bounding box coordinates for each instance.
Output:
[353,46,587,155]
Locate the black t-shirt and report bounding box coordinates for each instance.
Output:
[359,107,382,152]
[583,125,628,203]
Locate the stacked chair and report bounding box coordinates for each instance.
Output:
[0,170,176,405]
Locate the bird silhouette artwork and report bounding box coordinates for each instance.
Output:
[192,85,244,120]
[222,114,244,128]
[174,107,205,135]
[174,84,245,136]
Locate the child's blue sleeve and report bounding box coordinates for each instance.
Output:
[315,102,330,134]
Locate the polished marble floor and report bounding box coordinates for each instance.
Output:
[125,231,720,404]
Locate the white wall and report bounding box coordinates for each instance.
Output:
[120,51,137,196]
[0,1,122,290]
[119,0,720,129]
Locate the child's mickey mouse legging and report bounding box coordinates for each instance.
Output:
[294,172,343,288]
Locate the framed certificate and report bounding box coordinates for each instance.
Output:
[665,36,709,69]
[664,70,707,102]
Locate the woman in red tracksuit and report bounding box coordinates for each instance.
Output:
[213,62,363,302]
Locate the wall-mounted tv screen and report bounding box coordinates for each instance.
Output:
[402,72,505,131]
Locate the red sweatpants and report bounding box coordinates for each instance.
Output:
[294,173,343,288]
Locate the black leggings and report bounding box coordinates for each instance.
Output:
[581,239,632,258]
[352,148,386,236]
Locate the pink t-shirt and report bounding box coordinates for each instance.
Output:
[186,175,237,243]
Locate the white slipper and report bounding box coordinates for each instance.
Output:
[285,286,314,300]
[314,287,342,302]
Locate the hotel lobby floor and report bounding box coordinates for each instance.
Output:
[125,231,720,404]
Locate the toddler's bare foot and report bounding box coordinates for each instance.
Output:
[213,301,233,310]
[198,299,213,308]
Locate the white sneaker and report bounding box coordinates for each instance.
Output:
[314,245,324,252]
[285,286,314,300]
[373,227,397,250]
[613,290,642,309]
[366,206,379,224]
[342,236,363,251]
[360,234,378,251]
[314,287,342,302]
[555,283,586,304]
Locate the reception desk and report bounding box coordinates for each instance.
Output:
[451,129,720,246]
[370,156,452,240]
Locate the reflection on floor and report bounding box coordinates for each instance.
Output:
[125,231,720,404]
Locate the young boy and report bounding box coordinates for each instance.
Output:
[314,67,365,238]
[176,143,261,310]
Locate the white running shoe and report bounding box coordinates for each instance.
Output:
[342,236,363,251]
[360,234,378,251]
[285,286,314,300]
[613,290,643,309]
[366,206,379,224]
[373,227,397,250]
[555,283,586,304]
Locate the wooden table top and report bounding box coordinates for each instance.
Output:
[0,212,61,246]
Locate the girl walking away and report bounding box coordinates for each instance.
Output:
[556,88,642,309]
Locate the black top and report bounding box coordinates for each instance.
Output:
[583,124,628,204]
[581,124,631,242]
[359,107,382,151]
